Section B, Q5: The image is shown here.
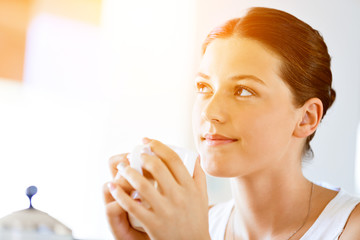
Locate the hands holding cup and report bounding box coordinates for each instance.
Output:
[103,138,210,240]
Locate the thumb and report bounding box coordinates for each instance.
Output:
[193,156,207,196]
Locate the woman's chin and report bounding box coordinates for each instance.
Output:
[200,157,233,178]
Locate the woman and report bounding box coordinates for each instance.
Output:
[103,7,360,240]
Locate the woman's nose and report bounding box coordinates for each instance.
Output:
[201,94,226,123]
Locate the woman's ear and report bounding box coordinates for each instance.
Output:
[293,98,323,138]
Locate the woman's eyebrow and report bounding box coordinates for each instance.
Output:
[196,72,210,80]
[196,72,266,86]
[230,75,267,86]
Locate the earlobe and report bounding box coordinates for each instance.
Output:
[293,98,323,138]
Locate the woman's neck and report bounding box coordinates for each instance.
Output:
[229,160,312,240]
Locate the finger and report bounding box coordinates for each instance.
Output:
[114,177,134,195]
[105,201,148,240]
[113,161,134,194]
[193,157,207,198]
[105,200,130,238]
[145,139,191,185]
[140,153,178,196]
[117,165,163,211]
[108,182,153,225]
[109,153,130,178]
[103,182,115,204]
[105,201,129,238]
[104,180,135,204]
[106,200,126,218]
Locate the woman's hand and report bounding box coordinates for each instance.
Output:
[103,153,150,240]
[106,138,210,240]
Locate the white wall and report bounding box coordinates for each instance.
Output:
[356,124,360,193]
[193,0,360,202]
[0,13,109,239]
[0,0,198,239]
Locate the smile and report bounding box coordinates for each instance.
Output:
[202,134,238,146]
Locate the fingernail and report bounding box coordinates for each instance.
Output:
[142,137,151,144]
[107,182,116,192]
[116,162,127,175]
[131,190,141,200]
[141,145,154,155]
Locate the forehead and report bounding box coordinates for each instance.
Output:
[199,37,283,84]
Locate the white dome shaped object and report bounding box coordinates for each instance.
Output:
[0,186,73,240]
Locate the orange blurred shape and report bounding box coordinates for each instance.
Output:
[32,0,102,26]
[0,0,33,81]
[0,0,102,82]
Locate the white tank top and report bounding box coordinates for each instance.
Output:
[208,188,360,240]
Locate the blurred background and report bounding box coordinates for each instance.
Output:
[0,0,359,239]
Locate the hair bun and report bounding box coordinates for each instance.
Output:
[329,88,336,108]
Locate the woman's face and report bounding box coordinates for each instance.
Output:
[192,37,302,177]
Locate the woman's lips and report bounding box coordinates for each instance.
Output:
[202,134,238,146]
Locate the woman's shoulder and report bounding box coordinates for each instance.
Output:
[308,184,360,239]
[338,199,360,239]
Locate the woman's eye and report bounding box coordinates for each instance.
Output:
[196,82,212,93]
[235,87,253,97]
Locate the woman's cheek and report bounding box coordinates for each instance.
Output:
[246,111,294,160]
